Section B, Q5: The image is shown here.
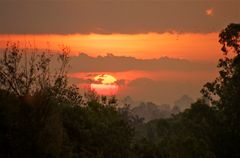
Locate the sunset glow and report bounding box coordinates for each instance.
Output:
[0,33,220,61]
[1,0,239,155]
[94,74,117,84]
[90,74,119,96]
[0,0,238,104]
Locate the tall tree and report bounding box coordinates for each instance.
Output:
[201,23,240,157]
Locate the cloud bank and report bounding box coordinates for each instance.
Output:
[0,0,239,34]
[69,53,215,72]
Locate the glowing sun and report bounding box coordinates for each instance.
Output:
[90,74,119,96]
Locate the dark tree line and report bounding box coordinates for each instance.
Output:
[0,43,135,158]
[0,23,240,158]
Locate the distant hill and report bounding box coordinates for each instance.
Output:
[131,102,171,122]
[127,95,194,122]
[172,95,194,113]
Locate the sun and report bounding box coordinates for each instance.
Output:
[90,74,119,96]
[94,74,117,84]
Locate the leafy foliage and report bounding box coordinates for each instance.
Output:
[133,23,240,158]
[201,23,240,157]
[0,44,134,158]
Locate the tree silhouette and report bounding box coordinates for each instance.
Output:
[201,23,240,157]
[0,43,134,158]
[133,23,240,158]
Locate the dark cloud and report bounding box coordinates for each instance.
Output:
[69,53,215,72]
[0,0,239,34]
[65,53,217,104]
[128,77,155,87]
[68,77,91,84]
[115,79,127,86]
[69,76,102,84]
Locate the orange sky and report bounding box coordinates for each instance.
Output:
[0,32,221,62]
[0,0,238,104]
[0,33,222,103]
